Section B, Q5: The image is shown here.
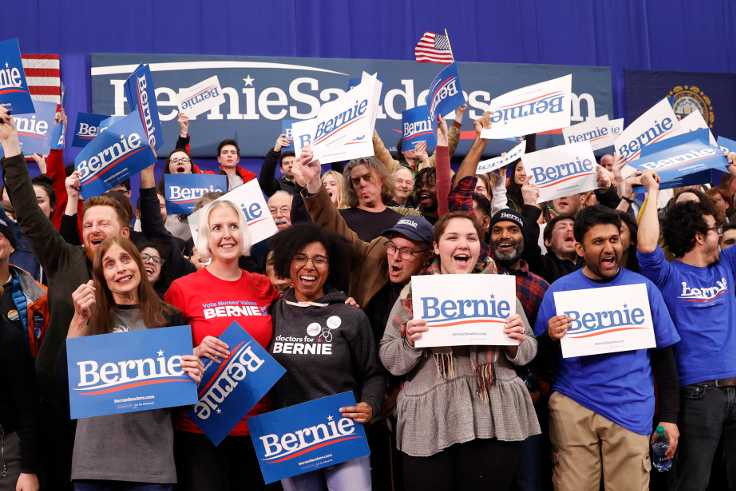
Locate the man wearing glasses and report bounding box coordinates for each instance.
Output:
[637,169,736,489]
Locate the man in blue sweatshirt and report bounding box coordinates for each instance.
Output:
[637,169,736,489]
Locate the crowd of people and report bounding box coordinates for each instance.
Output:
[0,99,734,491]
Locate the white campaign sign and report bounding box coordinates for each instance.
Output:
[292,72,382,165]
[476,140,526,174]
[480,74,572,140]
[411,274,517,348]
[554,283,656,358]
[188,179,278,247]
[614,98,679,164]
[562,115,615,151]
[523,141,598,203]
[675,110,716,144]
[609,118,623,138]
[176,76,226,118]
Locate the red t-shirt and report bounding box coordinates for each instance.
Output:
[164,267,279,436]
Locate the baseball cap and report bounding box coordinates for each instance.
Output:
[382,216,433,244]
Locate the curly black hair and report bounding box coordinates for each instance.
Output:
[573,205,621,243]
[662,200,717,258]
[269,223,351,294]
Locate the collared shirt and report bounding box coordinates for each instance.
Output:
[498,259,549,328]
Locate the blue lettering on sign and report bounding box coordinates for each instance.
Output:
[491,93,565,125]
[242,202,263,222]
[312,99,368,143]
[564,304,646,337]
[618,117,674,161]
[421,295,511,325]
[530,157,594,186]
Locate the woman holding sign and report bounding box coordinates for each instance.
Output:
[164,199,280,491]
[268,223,385,491]
[66,237,202,491]
[379,212,540,491]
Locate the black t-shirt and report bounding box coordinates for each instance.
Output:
[339,207,401,242]
[0,278,22,333]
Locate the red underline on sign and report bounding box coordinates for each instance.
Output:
[429,318,505,328]
[81,377,190,395]
[568,326,647,338]
[536,172,593,189]
[267,436,361,463]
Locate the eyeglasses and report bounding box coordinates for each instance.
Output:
[350,173,374,187]
[386,242,428,260]
[169,157,191,165]
[141,254,163,265]
[269,206,291,215]
[293,253,328,267]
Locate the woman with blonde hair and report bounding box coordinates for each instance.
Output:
[322,169,347,209]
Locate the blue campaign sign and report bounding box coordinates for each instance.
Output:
[49,119,64,150]
[124,64,164,150]
[428,62,464,121]
[401,105,436,153]
[66,325,198,419]
[717,136,736,154]
[629,129,727,189]
[249,392,370,484]
[190,322,285,446]
[74,111,156,199]
[10,100,57,157]
[0,38,35,115]
[72,112,109,147]
[281,118,294,151]
[165,173,227,215]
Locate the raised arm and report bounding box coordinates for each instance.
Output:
[637,170,661,254]
[372,130,400,174]
[258,134,287,197]
[435,117,451,217]
[454,111,490,182]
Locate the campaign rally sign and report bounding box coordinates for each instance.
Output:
[0,38,35,115]
[411,274,517,348]
[524,141,598,203]
[49,118,65,150]
[72,112,109,147]
[614,98,679,164]
[165,174,227,215]
[124,64,163,150]
[476,140,526,174]
[66,325,198,419]
[481,74,572,140]
[717,136,736,155]
[10,100,57,157]
[428,63,464,122]
[249,391,370,484]
[562,115,616,151]
[675,110,716,144]
[627,129,727,189]
[281,118,294,151]
[190,322,285,446]
[292,72,381,164]
[177,75,226,119]
[400,105,436,153]
[609,118,624,139]
[554,284,656,358]
[74,111,156,199]
[187,178,278,246]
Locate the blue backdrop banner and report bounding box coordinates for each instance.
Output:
[90,54,612,157]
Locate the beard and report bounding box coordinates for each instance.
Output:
[492,240,523,266]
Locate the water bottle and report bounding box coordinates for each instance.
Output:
[651,425,672,472]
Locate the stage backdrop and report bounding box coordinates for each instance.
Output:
[624,70,736,140]
[90,54,611,157]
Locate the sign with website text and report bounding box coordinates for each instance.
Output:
[0,38,35,115]
[66,325,197,419]
[187,178,278,246]
[164,173,227,215]
[190,322,285,446]
[91,53,612,157]
[481,74,572,140]
[411,274,517,348]
[74,111,156,199]
[476,140,526,174]
[292,71,381,164]
[554,284,656,358]
[249,392,370,484]
[524,141,598,202]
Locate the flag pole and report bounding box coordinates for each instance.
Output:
[444,28,455,61]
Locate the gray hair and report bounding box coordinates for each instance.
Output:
[343,156,395,208]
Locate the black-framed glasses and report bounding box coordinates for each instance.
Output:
[141,253,163,265]
[293,253,328,267]
[386,242,428,260]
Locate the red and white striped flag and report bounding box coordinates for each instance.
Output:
[414,32,454,64]
[21,54,62,105]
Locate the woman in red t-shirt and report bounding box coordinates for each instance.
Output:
[165,200,279,491]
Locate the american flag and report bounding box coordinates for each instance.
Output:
[414,32,454,64]
[21,54,62,105]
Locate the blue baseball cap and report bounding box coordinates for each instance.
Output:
[382,215,433,244]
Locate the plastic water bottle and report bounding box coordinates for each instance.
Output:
[651,425,672,472]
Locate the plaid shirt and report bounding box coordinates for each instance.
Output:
[497,259,549,328]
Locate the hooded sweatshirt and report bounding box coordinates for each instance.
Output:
[269,289,385,417]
